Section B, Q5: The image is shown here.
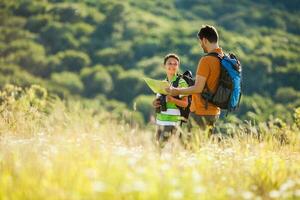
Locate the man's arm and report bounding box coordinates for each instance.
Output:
[166,75,207,96]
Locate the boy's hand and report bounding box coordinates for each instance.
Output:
[152,98,160,108]
[166,95,174,103]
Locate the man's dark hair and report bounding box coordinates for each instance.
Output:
[197,25,219,43]
[164,53,180,65]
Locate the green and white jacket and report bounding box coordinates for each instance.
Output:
[156,75,188,126]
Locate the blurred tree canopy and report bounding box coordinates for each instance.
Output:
[0,0,299,124]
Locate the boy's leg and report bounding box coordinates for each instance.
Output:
[156,125,177,147]
[156,126,162,141]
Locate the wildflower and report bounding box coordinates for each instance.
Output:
[120,180,147,193]
[49,146,58,155]
[160,163,170,171]
[227,188,235,196]
[242,191,254,200]
[169,190,183,199]
[135,166,146,176]
[85,168,98,179]
[194,186,205,194]
[192,170,202,182]
[127,157,138,166]
[295,190,300,197]
[280,179,295,192]
[170,178,179,186]
[269,190,281,198]
[114,146,129,156]
[92,181,106,193]
[161,153,172,161]
[132,180,147,192]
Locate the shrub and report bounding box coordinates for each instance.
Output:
[133,95,154,122]
[80,66,113,97]
[51,72,84,94]
[52,50,91,72]
[294,107,300,128]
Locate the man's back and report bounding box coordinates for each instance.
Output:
[190,47,223,115]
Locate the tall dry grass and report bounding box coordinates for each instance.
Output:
[0,85,300,200]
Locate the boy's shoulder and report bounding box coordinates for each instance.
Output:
[178,76,188,88]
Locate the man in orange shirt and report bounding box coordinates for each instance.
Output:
[166,25,223,133]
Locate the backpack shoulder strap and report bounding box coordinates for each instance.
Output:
[205,52,222,59]
[172,74,181,88]
[201,52,222,109]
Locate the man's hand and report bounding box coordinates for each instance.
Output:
[165,86,180,96]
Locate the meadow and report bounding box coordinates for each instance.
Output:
[0,85,299,200]
[1,1,300,199]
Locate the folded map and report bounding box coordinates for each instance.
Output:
[144,77,170,95]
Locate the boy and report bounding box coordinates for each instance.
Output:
[152,53,189,147]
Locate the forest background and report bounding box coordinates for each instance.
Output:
[1,0,300,125]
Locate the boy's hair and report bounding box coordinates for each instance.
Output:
[197,25,219,43]
[164,53,180,65]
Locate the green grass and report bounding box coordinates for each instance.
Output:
[0,86,300,200]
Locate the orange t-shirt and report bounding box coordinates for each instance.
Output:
[190,48,223,116]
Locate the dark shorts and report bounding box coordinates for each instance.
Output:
[187,113,219,134]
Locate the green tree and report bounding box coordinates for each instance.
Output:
[25,14,53,33]
[51,50,91,72]
[136,56,165,78]
[133,95,154,122]
[80,65,113,97]
[275,87,300,104]
[114,70,145,104]
[51,72,84,94]
[40,22,79,53]
[13,1,47,17]
[3,40,48,76]
[94,42,134,67]
[49,3,86,23]
[133,37,161,60]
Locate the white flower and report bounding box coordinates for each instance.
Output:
[242,191,254,200]
[194,186,205,194]
[160,163,170,171]
[269,190,281,198]
[161,153,172,161]
[120,180,147,193]
[170,178,179,186]
[49,146,58,154]
[92,181,106,192]
[132,180,147,192]
[135,167,146,175]
[227,187,235,196]
[114,146,129,156]
[192,171,202,182]
[295,189,300,197]
[85,168,98,179]
[169,190,183,199]
[127,157,138,166]
[280,179,295,192]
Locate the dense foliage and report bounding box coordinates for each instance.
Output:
[1,0,299,124]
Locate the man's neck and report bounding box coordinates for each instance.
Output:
[207,43,219,53]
